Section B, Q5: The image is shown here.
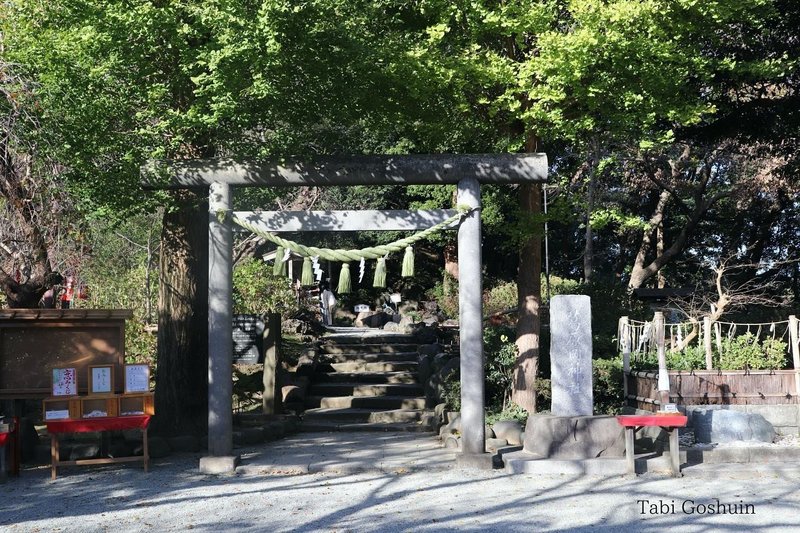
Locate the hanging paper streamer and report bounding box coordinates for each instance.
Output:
[401,246,414,278]
[373,257,387,288]
[337,263,352,294]
[273,246,287,276]
[283,247,291,262]
[359,257,366,283]
[301,257,314,286]
[312,256,323,282]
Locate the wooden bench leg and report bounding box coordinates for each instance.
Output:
[143,427,149,473]
[669,428,681,477]
[625,427,635,475]
[50,433,59,481]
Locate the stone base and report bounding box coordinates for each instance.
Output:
[199,455,241,474]
[524,414,625,459]
[503,451,628,476]
[455,452,497,470]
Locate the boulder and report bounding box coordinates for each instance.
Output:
[492,420,524,446]
[69,443,100,461]
[418,355,433,385]
[411,324,438,344]
[418,343,441,358]
[443,436,461,450]
[282,385,303,404]
[383,322,401,332]
[524,414,625,459]
[109,440,135,458]
[398,316,414,328]
[439,357,460,380]
[692,409,775,443]
[486,438,509,452]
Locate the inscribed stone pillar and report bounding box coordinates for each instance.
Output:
[203,181,238,472]
[550,295,593,417]
[457,177,487,459]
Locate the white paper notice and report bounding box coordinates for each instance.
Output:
[125,365,150,393]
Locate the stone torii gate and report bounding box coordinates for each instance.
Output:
[142,154,548,473]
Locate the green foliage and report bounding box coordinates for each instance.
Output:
[718,333,788,371]
[592,356,624,415]
[426,274,459,319]
[483,282,518,317]
[442,371,461,412]
[484,325,519,411]
[75,214,160,365]
[632,333,789,371]
[232,258,298,317]
[486,403,530,427]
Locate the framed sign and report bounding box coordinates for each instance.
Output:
[88,365,114,395]
[124,364,150,393]
[52,368,78,397]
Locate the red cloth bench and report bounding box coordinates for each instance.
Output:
[616,414,688,477]
[46,415,151,480]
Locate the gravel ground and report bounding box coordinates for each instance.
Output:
[2,452,800,532]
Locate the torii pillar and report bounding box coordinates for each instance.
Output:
[199,181,238,474]
[141,154,547,474]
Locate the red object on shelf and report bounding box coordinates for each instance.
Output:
[46,415,151,434]
[0,416,21,476]
[615,415,688,428]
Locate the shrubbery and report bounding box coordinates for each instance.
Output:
[632,333,789,371]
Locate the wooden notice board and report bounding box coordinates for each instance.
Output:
[0,310,132,399]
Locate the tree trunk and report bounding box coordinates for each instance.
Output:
[512,182,542,413]
[152,190,209,436]
[583,166,596,284]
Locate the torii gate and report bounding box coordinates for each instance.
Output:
[142,153,548,472]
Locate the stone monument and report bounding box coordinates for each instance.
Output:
[549,295,593,416]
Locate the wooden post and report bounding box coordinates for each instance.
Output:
[262,313,282,415]
[703,316,713,370]
[654,312,670,408]
[790,315,800,401]
[620,317,631,405]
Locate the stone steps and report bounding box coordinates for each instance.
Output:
[312,371,419,384]
[299,331,433,433]
[317,361,418,373]
[298,421,434,433]
[306,395,427,410]
[320,343,418,355]
[319,352,419,363]
[309,383,424,397]
[303,407,425,424]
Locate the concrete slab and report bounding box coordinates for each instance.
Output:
[199,455,240,475]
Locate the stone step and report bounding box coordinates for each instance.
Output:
[321,333,417,345]
[319,352,419,363]
[317,361,418,373]
[312,371,418,384]
[306,395,427,409]
[309,382,424,397]
[297,421,433,433]
[303,408,425,424]
[320,343,419,355]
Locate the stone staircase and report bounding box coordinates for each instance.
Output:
[300,330,434,432]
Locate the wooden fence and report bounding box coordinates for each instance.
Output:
[620,314,800,409]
